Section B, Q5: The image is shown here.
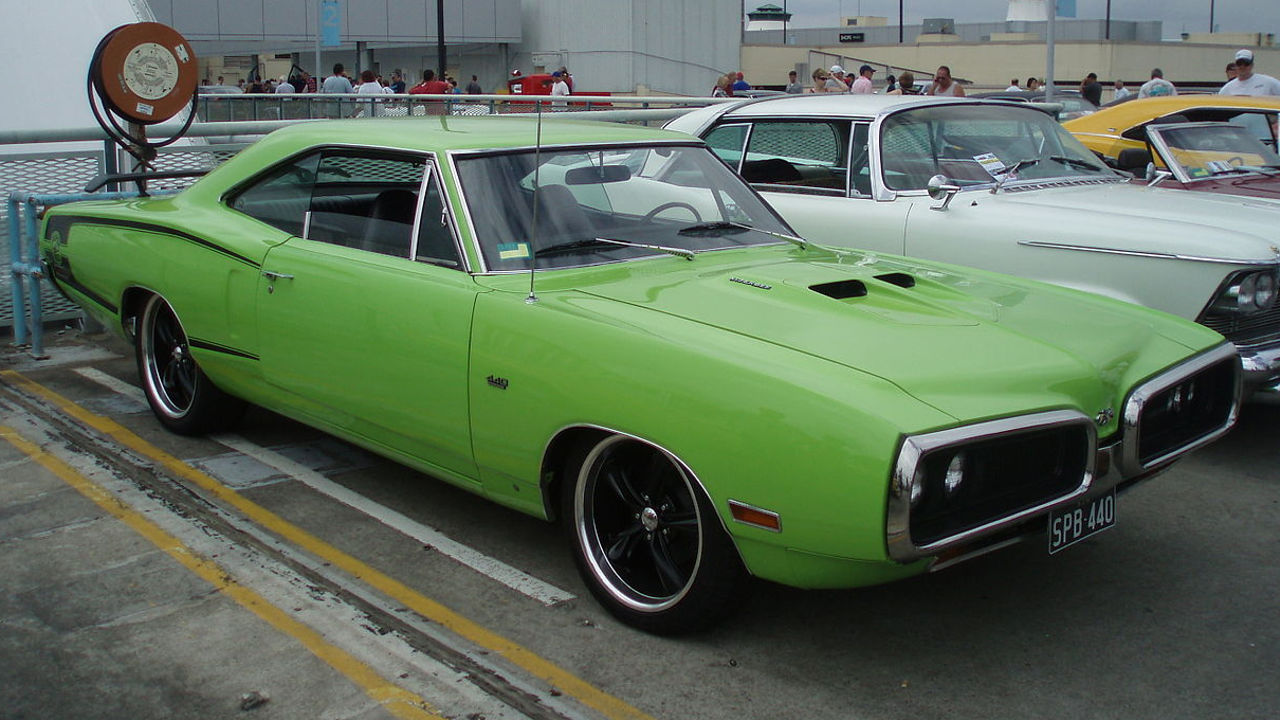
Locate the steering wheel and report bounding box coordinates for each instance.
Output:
[1228,156,1246,166]
[642,201,702,223]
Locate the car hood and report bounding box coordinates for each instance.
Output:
[571,247,1217,423]
[986,182,1280,261]
[1160,175,1280,200]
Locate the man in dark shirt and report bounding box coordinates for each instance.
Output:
[1080,72,1102,106]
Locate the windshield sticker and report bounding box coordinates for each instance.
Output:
[973,153,1008,178]
[497,242,532,260]
[1205,160,1235,175]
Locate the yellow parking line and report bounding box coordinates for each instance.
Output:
[0,423,445,720]
[1,370,656,720]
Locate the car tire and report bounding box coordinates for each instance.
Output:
[136,294,245,435]
[562,434,746,634]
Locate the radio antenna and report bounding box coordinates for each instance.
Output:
[526,99,545,304]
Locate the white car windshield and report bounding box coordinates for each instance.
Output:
[879,104,1115,191]
[455,144,794,270]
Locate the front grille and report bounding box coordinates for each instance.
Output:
[1199,304,1280,346]
[1136,356,1238,466]
[909,425,1090,546]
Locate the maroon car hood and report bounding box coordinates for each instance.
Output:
[1133,174,1280,199]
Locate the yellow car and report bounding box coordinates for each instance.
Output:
[1064,95,1280,162]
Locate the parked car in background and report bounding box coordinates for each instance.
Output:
[971,89,1098,121]
[1115,121,1280,199]
[666,94,1280,396]
[40,116,1240,632]
[1064,95,1280,163]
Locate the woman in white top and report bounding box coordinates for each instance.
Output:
[926,66,965,97]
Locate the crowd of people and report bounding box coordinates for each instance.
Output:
[731,47,1280,104]
[202,64,515,97]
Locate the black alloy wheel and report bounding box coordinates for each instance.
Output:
[564,434,745,634]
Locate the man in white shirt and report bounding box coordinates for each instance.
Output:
[322,64,354,94]
[274,76,295,94]
[1137,68,1176,98]
[1220,49,1280,96]
[1005,79,1021,92]
[550,71,570,109]
[1112,79,1131,101]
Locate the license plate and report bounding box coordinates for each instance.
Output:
[1048,489,1116,554]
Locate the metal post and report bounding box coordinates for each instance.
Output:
[22,198,45,357]
[437,0,446,79]
[899,0,904,44]
[315,0,322,84]
[1045,0,1057,102]
[7,194,28,348]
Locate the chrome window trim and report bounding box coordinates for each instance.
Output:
[886,409,1097,564]
[1119,342,1242,474]
[1017,240,1280,267]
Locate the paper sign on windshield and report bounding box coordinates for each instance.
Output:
[974,153,1009,178]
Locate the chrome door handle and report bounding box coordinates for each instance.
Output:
[262,270,294,280]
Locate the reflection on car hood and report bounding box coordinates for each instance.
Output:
[1162,175,1280,200]
[578,247,1217,422]
[985,182,1280,261]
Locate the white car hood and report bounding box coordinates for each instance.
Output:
[981,182,1280,262]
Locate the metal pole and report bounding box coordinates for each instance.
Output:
[899,0,904,44]
[1105,0,1111,40]
[1209,0,1216,33]
[1045,0,1056,102]
[315,0,322,85]
[437,0,447,78]
[7,194,28,348]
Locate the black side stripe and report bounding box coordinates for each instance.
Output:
[54,216,262,269]
[189,338,260,361]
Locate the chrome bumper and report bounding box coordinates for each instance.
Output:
[1236,340,1280,395]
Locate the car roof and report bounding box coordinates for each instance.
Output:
[1063,95,1280,132]
[250,116,698,156]
[709,93,967,119]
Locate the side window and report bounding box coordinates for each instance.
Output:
[307,153,425,258]
[850,123,871,196]
[228,152,322,235]
[704,124,748,169]
[741,121,849,193]
[414,172,463,269]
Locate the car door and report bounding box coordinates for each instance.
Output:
[251,149,480,480]
[703,120,911,254]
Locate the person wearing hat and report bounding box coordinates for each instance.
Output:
[732,71,751,93]
[829,65,853,91]
[1220,49,1280,97]
[850,65,875,94]
[827,65,851,92]
[550,70,570,109]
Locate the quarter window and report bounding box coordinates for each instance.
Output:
[738,121,850,193]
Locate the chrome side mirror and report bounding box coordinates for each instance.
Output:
[1144,163,1173,187]
[926,174,961,211]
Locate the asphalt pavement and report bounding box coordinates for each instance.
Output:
[1,330,1277,720]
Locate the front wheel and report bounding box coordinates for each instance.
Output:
[136,294,244,435]
[562,435,746,634]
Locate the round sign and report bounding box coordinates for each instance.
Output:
[91,23,198,125]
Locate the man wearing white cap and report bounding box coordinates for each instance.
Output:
[828,65,852,92]
[1220,49,1280,96]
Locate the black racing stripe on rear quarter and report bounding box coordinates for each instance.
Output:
[188,338,260,361]
[54,216,261,269]
[51,268,118,315]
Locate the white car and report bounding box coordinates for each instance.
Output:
[666,94,1280,396]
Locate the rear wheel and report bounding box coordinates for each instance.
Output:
[136,294,244,435]
[562,434,746,634]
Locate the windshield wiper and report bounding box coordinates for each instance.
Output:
[990,158,1039,193]
[1214,164,1280,177]
[680,220,808,249]
[1048,155,1108,172]
[535,236,695,260]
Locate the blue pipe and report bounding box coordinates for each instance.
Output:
[7,190,157,358]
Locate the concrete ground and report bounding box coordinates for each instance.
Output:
[1,330,1278,720]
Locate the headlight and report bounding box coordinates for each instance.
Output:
[1210,270,1279,315]
[944,453,965,496]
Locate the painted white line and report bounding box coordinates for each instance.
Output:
[211,433,575,606]
[74,367,144,398]
[71,366,576,606]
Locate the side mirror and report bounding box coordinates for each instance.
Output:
[1145,163,1173,187]
[926,174,961,211]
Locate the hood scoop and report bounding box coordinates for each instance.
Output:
[810,272,917,300]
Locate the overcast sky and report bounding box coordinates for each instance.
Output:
[775,1,1280,38]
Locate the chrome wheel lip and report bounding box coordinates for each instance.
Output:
[574,435,703,614]
[140,296,194,421]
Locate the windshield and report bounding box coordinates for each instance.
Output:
[1152,123,1280,179]
[879,104,1115,191]
[455,144,794,270]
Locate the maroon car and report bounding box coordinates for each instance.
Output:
[1116,121,1280,198]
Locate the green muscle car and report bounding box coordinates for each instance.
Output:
[40,116,1241,633]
